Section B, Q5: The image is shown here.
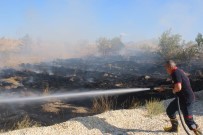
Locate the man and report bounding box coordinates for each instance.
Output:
[157,60,202,135]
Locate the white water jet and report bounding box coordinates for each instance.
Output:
[0,88,150,103]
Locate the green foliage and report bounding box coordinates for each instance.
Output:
[176,42,198,61]
[195,33,203,55]
[97,37,125,56]
[110,37,125,53]
[195,33,203,48]
[158,30,182,60]
[97,37,111,56]
[158,30,198,62]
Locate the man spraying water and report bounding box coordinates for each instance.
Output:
[156,60,202,135]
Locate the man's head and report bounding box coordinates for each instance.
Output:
[164,60,177,74]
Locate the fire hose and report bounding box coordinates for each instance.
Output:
[176,95,191,135]
[152,87,191,135]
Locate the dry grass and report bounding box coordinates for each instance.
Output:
[91,96,117,113]
[12,115,41,130]
[92,96,142,114]
[120,97,142,109]
[1,77,23,89]
[0,115,41,133]
[145,99,165,117]
[43,82,49,95]
[129,98,142,109]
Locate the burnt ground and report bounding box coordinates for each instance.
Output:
[0,54,203,132]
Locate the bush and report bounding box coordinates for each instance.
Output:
[121,97,142,109]
[91,96,117,113]
[195,33,203,49]
[97,37,125,56]
[0,114,41,133]
[158,30,198,62]
[145,99,165,117]
[12,115,41,130]
[176,43,198,62]
[158,30,182,60]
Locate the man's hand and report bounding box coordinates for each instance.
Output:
[172,89,176,94]
[154,86,165,92]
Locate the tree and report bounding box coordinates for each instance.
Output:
[176,41,198,62]
[97,37,111,56]
[195,33,203,49]
[97,37,125,56]
[158,30,182,60]
[158,30,198,62]
[110,37,125,53]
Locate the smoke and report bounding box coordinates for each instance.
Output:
[0,37,97,67]
[1,0,203,67]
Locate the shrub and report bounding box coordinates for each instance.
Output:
[145,99,165,117]
[0,114,41,133]
[121,97,142,109]
[129,98,142,109]
[158,30,182,60]
[12,115,41,130]
[97,37,125,56]
[91,96,117,113]
[158,30,198,63]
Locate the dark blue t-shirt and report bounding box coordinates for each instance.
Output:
[171,68,195,103]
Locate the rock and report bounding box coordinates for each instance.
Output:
[144,75,151,80]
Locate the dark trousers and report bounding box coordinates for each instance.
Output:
[166,98,197,130]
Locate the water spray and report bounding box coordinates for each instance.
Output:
[0,88,150,103]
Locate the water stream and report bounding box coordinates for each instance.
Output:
[0,88,150,103]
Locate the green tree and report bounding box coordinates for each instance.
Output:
[158,30,182,60]
[97,37,111,56]
[195,33,203,49]
[110,37,125,54]
[176,41,198,62]
[158,30,198,62]
[97,37,125,56]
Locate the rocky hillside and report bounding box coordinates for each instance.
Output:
[1,92,203,135]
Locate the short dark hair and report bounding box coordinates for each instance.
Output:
[165,60,176,67]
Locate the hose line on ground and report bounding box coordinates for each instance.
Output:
[176,95,191,135]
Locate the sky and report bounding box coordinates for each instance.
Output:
[0,0,203,42]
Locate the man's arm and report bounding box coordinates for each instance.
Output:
[173,83,182,93]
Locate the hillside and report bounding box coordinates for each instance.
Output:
[1,95,202,135]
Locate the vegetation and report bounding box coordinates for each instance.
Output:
[97,37,125,56]
[158,30,182,60]
[12,115,41,130]
[158,30,198,62]
[195,33,203,55]
[91,96,117,113]
[121,97,142,109]
[91,96,143,114]
[145,99,165,117]
[0,115,41,133]
[195,33,203,49]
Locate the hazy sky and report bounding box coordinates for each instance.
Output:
[0,0,203,42]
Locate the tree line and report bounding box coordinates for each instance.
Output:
[96,31,203,63]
